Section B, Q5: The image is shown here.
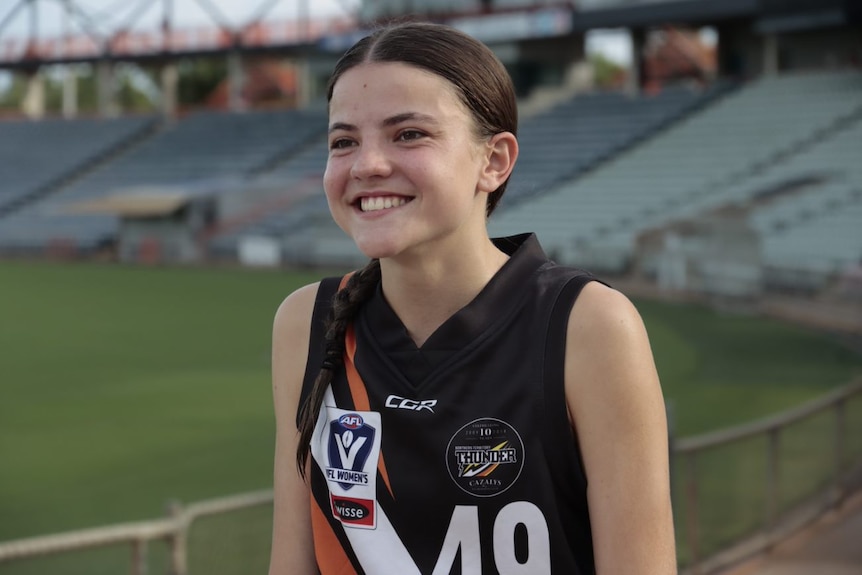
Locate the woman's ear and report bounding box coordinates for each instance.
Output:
[477,132,519,194]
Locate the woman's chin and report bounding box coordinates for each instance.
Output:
[351,235,404,261]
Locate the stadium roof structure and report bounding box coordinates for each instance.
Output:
[3,0,858,72]
[0,0,358,70]
[571,0,759,30]
[569,0,858,31]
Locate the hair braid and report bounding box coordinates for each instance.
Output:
[295,259,382,479]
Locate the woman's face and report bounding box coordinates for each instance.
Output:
[324,61,493,261]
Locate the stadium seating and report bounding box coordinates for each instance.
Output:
[488,70,862,275]
[0,108,326,252]
[1,69,859,290]
[503,83,730,206]
[0,115,157,215]
[754,182,862,284]
[205,135,330,260]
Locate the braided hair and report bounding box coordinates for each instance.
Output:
[295,260,381,478]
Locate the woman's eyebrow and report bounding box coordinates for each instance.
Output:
[328,121,355,134]
[382,112,438,127]
[328,112,439,134]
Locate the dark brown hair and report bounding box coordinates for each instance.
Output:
[296,21,518,478]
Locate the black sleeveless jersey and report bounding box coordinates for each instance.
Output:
[297,233,598,575]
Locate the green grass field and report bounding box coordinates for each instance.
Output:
[0,261,324,541]
[1,260,860,573]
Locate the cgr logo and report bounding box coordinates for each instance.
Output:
[385,394,437,413]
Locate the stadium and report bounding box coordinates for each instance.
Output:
[0,0,860,574]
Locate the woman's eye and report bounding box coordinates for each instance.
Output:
[397,130,425,142]
[329,138,354,150]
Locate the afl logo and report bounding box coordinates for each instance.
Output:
[338,413,364,429]
[446,418,525,498]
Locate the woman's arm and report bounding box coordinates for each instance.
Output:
[268,283,321,575]
[565,282,677,574]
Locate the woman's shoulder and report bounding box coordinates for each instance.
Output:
[564,280,659,407]
[569,280,644,336]
[565,281,656,390]
[272,276,346,352]
[271,282,324,415]
[273,281,322,336]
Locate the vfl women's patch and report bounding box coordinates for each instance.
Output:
[446,418,525,498]
[311,405,382,530]
[328,413,374,490]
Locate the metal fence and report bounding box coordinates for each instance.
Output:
[674,377,862,573]
[0,490,273,575]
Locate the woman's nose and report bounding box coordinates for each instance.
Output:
[350,140,392,180]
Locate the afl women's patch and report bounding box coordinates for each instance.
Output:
[446,418,525,497]
[311,404,382,530]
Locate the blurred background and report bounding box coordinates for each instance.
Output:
[0,1,860,574]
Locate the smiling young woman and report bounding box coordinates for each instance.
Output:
[323,61,512,267]
[269,21,677,575]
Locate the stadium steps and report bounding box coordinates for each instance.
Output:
[622,98,862,234]
[499,81,736,209]
[701,104,862,282]
[516,68,594,119]
[0,109,329,253]
[207,194,330,261]
[658,100,862,289]
[758,184,862,282]
[735,101,862,193]
[199,175,322,246]
[0,116,162,218]
[487,70,862,274]
[203,134,330,257]
[632,98,862,233]
[248,124,327,176]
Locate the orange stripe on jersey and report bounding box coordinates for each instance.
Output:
[345,322,394,499]
[344,326,370,412]
[338,273,354,290]
[336,272,394,497]
[311,495,358,575]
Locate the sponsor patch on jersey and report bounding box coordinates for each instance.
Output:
[446,418,525,497]
[330,494,375,528]
[311,403,382,530]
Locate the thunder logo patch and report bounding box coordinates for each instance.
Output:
[446,418,525,497]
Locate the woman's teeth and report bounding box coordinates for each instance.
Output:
[360,196,408,212]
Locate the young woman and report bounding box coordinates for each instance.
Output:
[269,21,677,575]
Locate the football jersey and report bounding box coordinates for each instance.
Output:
[297,233,598,575]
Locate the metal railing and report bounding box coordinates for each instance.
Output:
[674,377,862,574]
[0,490,273,575]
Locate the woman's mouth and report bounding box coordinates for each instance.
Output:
[359,196,411,212]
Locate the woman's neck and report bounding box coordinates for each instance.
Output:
[379,236,509,347]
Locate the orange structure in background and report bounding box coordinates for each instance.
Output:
[0,15,357,65]
[644,26,717,91]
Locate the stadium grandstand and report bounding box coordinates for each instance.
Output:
[0,0,860,291]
